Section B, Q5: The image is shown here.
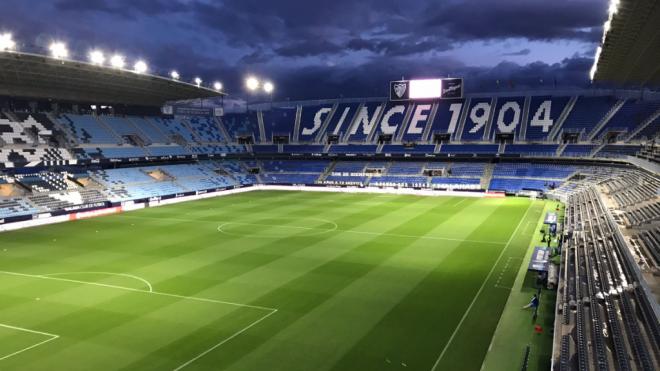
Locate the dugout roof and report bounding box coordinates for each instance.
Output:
[0,52,224,107]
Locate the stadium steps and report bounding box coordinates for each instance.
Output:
[482,97,497,141]
[481,163,494,189]
[144,117,175,144]
[556,142,568,156]
[549,96,577,141]
[421,102,439,143]
[323,143,331,153]
[519,96,531,140]
[395,104,416,142]
[179,117,204,144]
[213,116,232,143]
[434,143,442,153]
[376,142,384,153]
[48,112,79,146]
[94,115,124,144]
[278,143,283,153]
[314,103,337,143]
[124,117,154,146]
[257,110,266,143]
[341,102,364,143]
[365,101,387,144]
[318,162,336,182]
[625,106,660,141]
[589,143,607,158]
[453,97,471,141]
[292,105,302,142]
[587,99,627,141]
[498,141,506,154]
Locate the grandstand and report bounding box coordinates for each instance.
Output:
[1,4,659,370]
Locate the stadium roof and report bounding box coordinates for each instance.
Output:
[591,0,660,86]
[0,52,224,107]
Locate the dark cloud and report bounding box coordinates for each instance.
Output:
[502,48,531,56]
[54,0,186,18]
[423,0,606,42]
[0,0,606,99]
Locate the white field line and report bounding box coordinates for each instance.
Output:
[453,198,468,207]
[0,323,59,361]
[0,271,279,369]
[122,214,507,246]
[172,308,278,371]
[42,272,154,292]
[0,270,276,312]
[429,202,534,371]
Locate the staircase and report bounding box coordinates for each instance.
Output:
[556,142,568,157]
[625,107,660,141]
[498,142,506,154]
[318,161,336,182]
[341,103,364,143]
[47,113,78,146]
[481,163,494,190]
[482,97,497,141]
[395,104,416,142]
[257,111,266,143]
[549,96,577,141]
[587,99,626,141]
[213,116,232,143]
[590,143,607,158]
[323,143,332,153]
[95,116,124,144]
[434,143,442,154]
[453,98,471,141]
[421,103,440,142]
[376,142,384,153]
[292,105,302,142]
[314,103,337,143]
[519,96,531,140]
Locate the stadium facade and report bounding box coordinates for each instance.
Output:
[0,49,658,370]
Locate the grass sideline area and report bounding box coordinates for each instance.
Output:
[0,191,545,370]
[481,200,564,371]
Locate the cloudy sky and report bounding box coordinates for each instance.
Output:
[0,0,608,100]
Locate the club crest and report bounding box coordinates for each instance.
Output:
[393,83,407,98]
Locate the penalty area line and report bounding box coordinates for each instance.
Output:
[429,201,534,371]
[0,323,59,361]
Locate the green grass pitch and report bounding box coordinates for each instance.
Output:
[0,190,545,370]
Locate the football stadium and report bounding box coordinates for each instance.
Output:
[0,1,659,370]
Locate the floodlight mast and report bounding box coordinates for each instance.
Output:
[0,33,16,51]
[49,42,68,59]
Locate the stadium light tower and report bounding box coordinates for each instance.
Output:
[170,70,180,80]
[133,60,148,74]
[0,33,16,52]
[263,81,274,94]
[110,54,125,69]
[88,50,105,65]
[49,42,68,59]
[194,77,202,87]
[213,81,223,91]
[245,76,260,91]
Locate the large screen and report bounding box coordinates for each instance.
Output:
[390,77,463,101]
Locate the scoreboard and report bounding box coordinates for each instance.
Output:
[389,78,463,101]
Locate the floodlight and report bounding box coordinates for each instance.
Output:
[88,50,105,65]
[110,54,125,69]
[0,33,16,51]
[213,81,223,91]
[49,42,68,59]
[263,81,274,94]
[170,70,180,80]
[246,76,259,91]
[194,77,202,87]
[133,60,148,74]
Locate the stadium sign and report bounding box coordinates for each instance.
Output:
[389,78,463,101]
